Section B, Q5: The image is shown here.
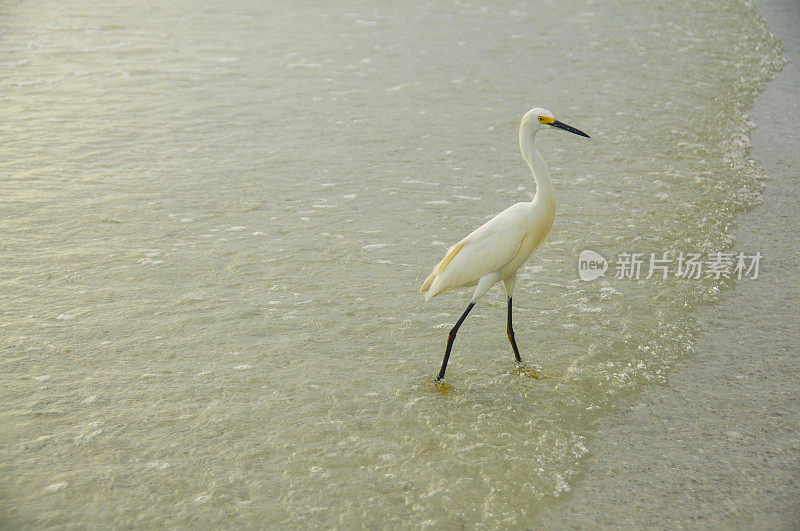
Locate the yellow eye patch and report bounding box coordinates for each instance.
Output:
[538,116,555,124]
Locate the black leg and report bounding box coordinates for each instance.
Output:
[507,297,522,362]
[436,302,475,381]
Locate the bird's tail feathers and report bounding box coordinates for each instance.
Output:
[420,271,436,294]
[420,242,465,301]
[421,273,454,300]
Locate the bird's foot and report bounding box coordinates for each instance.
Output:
[434,379,454,395]
[514,362,560,380]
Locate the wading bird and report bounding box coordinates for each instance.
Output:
[420,108,589,381]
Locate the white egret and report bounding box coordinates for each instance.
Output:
[420,108,590,381]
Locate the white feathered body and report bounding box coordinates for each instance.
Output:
[420,193,555,300]
[420,111,567,302]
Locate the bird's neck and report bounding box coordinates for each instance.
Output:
[519,126,555,204]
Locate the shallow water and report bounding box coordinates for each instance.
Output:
[0,0,783,527]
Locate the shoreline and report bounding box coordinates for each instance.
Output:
[536,0,800,527]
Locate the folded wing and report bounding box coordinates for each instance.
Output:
[420,202,529,300]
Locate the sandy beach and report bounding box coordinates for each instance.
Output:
[536,0,800,527]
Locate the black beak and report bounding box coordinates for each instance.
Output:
[551,120,590,138]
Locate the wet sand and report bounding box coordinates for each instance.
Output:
[536,0,800,527]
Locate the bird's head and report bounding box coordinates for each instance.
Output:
[522,107,590,138]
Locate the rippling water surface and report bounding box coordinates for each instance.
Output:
[0,0,783,526]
